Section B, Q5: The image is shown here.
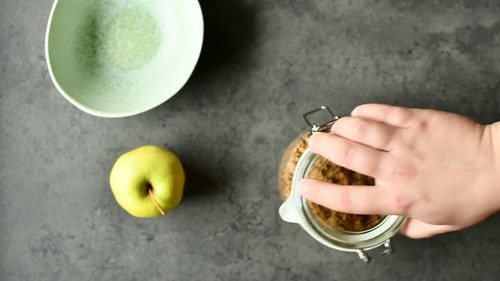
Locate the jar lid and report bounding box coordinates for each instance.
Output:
[279,147,407,262]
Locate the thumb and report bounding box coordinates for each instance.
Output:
[398,219,459,239]
[298,178,400,215]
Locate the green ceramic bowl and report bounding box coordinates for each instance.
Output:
[45,0,204,117]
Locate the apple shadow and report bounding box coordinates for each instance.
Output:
[181,162,221,200]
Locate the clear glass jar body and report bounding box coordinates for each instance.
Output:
[278,131,386,233]
[278,130,309,200]
[278,122,406,262]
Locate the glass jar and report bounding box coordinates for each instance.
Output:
[278,106,406,263]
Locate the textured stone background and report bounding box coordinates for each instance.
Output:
[1,0,500,280]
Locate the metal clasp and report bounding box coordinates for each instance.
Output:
[356,240,393,263]
[303,106,339,134]
[357,250,371,263]
[380,239,393,256]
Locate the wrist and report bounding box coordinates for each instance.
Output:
[484,122,500,213]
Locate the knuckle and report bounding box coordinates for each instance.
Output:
[394,107,414,126]
[378,106,391,122]
[338,189,354,213]
[354,119,369,139]
[391,193,413,215]
[392,163,417,178]
[339,141,355,166]
[364,163,380,178]
[380,134,394,150]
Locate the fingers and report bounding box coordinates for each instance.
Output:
[351,104,415,128]
[398,219,459,239]
[299,181,459,239]
[298,178,403,215]
[308,132,392,178]
[332,117,400,151]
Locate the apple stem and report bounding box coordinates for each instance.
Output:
[148,188,166,215]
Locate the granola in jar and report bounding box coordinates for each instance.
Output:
[278,106,406,262]
[278,132,385,233]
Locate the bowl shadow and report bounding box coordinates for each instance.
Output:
[189,0,257,83]
[154,0,258,199]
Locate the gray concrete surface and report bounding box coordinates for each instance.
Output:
[2,0,500,280]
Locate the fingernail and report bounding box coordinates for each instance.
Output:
[307,135,315,148]
[308,133,319,148]
[298,181,309,195]
[351,108,359,116]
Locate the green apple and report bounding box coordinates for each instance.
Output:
[109,145,185,218]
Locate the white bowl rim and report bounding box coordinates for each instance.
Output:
[45,0,204,118]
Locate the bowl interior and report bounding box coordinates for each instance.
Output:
[46,0,203,117]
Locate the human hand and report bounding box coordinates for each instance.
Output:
[298,104,500,238]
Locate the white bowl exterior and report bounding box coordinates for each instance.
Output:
[45,0,204,117]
